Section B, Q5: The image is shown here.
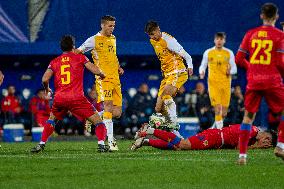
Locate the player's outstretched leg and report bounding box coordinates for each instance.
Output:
[274,114,284,160]
[87,113,109,153]
[131,138,176,151]
[103,111,118,152]
[31,119,55,153]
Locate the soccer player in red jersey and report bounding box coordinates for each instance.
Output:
[235,3,284,164]
[131,124,272,151]
[31,35,109,153]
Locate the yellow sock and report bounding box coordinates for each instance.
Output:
[103,112,112,120]
[162,95,172,101]
[215,114,222,122]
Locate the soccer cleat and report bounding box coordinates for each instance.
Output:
[274,146,284,161]
[109,138,119,152]
[134,123,149,140]
[30,144,45,153]
[130,138,144,151]
[97,144,109,153]
[236,157,247,165]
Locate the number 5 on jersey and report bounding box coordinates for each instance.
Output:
[61,65,70,84]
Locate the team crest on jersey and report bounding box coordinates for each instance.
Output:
[209,57,214,62]
[99,43,103,48]
[197,135,205,141]
[61,57,70,62]
[203,140,209,146]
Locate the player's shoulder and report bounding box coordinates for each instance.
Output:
[162,32,176,41]
[223,47,234,55]
[204,47,215,54]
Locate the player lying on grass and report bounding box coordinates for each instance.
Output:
[131,123,272,151]
[31,35,109,153]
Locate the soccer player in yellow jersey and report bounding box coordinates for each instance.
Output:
[76,15,124,151]
[145,20,193,128]
[199,32,237,129]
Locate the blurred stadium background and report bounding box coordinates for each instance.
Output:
[0,0,283,138]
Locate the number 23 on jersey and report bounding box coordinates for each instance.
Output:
[250,39,273,65]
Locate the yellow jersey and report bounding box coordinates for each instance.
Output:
[78,32,119,80]
[150,32,186,76]
[199,47,237,82]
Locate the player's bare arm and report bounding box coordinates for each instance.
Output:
[85,61,105,79]
[42,69,53,96]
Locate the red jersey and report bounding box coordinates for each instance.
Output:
[1,95,23,114]
[222,124,258,148]
[188,124,258,150]
[236,25,284,90]
[48,52,89,100]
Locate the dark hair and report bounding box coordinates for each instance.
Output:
[214,32,226,39]
[145,20,159,34]
[261,3,278,19]
[36,88,45,95]
[101,15,116,24]
[60,35,75,52]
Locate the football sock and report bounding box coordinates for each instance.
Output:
[40,120,55,143]
[94,122,107,145]
[153,129,181,147]
[215,114,223,129]
[103,112,113,143]
[149,139,174,150]
[239,123,252,157]
[162,95,177,124]
[146,127,155,135]
[277,116,284,148]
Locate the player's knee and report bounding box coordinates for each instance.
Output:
[155,104,162,113]
[113,109,122,119]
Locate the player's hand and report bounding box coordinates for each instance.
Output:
[118,67,124,75]
[74,49,83,54]
[226,64,231,76]
[199,71,205,79]
[187,68,193,76]
[45,88,53,99]
[98,72,106,79]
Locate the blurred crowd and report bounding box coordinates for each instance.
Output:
[0,82,277,137]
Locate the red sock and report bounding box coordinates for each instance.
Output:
[149,139,173,149]
[41,122,55,143]
[239,123,251,155]
[95,123,107,141]
[278,119,284,143]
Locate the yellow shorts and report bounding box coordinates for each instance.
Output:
[96,78,122,107]
[158,71,188,97]
[208,79,231,107]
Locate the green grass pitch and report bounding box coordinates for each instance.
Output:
[0,140,284,189]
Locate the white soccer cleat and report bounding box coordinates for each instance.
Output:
[134,123,150,140]
[108,138,119,152]
[130,138,144,151]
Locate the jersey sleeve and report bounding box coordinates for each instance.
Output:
[276,33,284,76]
[47,60,55,72]
[199,49,209,74]
[228,50,237,74]
[238,31,251,55]
[163,34,193,69]
[78,36,95,53]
